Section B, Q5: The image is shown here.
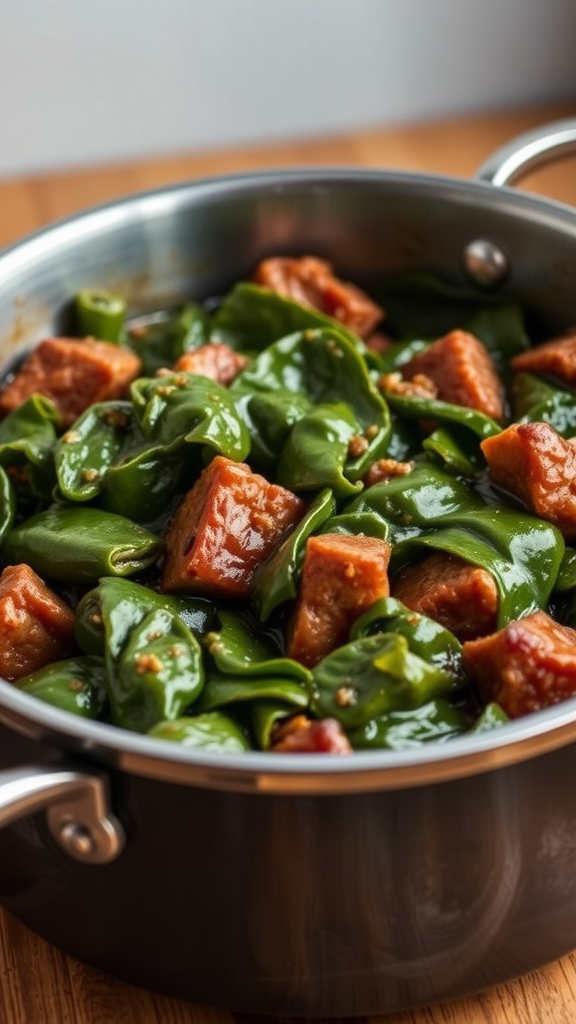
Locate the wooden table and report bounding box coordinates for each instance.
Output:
[2,102,576,1024]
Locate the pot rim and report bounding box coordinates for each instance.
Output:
[2,166,576,795]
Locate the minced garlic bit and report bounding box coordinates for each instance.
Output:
[364,424,379,440]
[135,653,165,674]
[62,430,82,444]
[348,434,369,458]
[363,458,415,488]
[155,385,175,397]
[166,644,185,658]
[99,407,130,429]
[81,468,100,483]
[379,371,437,398]
[343,562,356,579]
[335,686,356,708]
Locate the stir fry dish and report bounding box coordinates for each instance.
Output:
[2,255,576,755]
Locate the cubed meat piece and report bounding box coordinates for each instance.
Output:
[172,343,249,386]
[270,714,352,754]
[252,255,384,340]
[0,338,141,426]
[391,552,499,641]
[511,328,576,385]
[402,329,505,421]
[0,564,76,681]
[481,421,576,538]
[463,610,576,717]
[161,455,304,598]
[287,533,391,668]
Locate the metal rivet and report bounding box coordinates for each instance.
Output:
[463,239,509,287]
[58,821,96,859]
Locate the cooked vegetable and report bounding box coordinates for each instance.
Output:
[1,261,575,753]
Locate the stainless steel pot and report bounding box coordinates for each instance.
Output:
[1,120,576,1018]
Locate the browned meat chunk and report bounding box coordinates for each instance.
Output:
[270,714,352,754]
[511,328,576,385]
[0,337,141,426]
[402,329,505,421]
[161,455,304,598]
[481,421,576,538]
[391,552,499,641]
[171,343,249,386]
[252,255,384,339]
[0,564,76,681]
[463,610,576,717]
[287,533,391,668]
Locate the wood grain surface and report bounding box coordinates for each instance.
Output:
[1,101,576,1024]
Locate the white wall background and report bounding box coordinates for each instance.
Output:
[1,0,575,179]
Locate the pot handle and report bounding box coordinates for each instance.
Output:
[0,763,125,865]
[476,118,576,188]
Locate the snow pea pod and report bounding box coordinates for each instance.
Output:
[16,655,107,719]
[347,699,471,750]
[311,633,455,731]
[250,700,295,750]
[1,507,162,584]
[0,394,61,499]
[276,402,364,496]
[75,577,205,733]
[130,372,250,459]
[204,610,311,683]
[251,488,336,621]
[149,712,250,752]
[0,467,15,545]
[54,401,133,502]
[511,372,576,438]
[383,390,501,442]
[211,282,362,353]
[75,288,126,342]
[196,675,310,714]
[350,597,463,681]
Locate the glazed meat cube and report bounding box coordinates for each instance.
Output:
[270,714,352,754]
[481,421,576,538]
[391,552,499,641]
[0,337,141,426]
[402,329,505,421]
[161,455,304,598]
[252,255,384,340]
[171,343,249,386]
[511,328,576,385]
[463,610,576,717]
[287,533,391,668]
[0,564,76,681]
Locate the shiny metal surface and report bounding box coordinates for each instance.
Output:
[476,117,576,187]
[0,763,125,863]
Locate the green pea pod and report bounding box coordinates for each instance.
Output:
[251,488,336,621]
[383,390,501,443]
[205,610,311,683]
[232,390,310,471]
[126,304,210,375]
[0,394,61,499]
[0,467,15,545]
[54,401,133,502]
[149,712,250,752]
[232,329,389,483]
[320,510,390,542]
[423,425,490,477]
[276,402,363,496]
[130,372,250,460]
[511,372,576,438]
[348,699,471,750]
[250,700,295,750]
[2,507,162,584]
[211,281,362,353]
[350,597,463,682]
[196,674,310,714]
[101,437,196,525]
[75,288,126,342]
[311,633,455,730]
[16,656,107,719]
[554,547,576,592]
[75,578,204,732]
[116,606,204,732]
[470,702,509,732]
